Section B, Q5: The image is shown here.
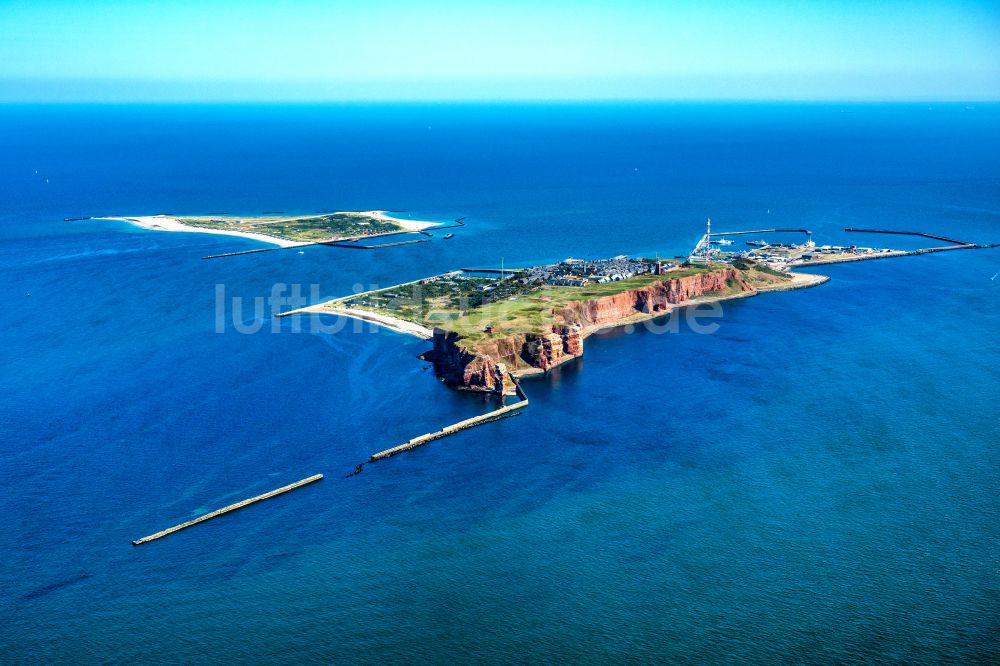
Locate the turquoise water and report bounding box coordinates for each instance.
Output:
[0,104,997,663]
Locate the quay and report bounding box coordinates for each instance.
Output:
[369,384,529,462]
[691,224,813,261]
[131,474,323,545]
[692,220,993,266]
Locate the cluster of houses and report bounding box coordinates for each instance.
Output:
[519,256,676,287]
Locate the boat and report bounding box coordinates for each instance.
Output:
[746,240,769,247]
[443,233,454,239]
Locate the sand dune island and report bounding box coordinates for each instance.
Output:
[98,210,439,247]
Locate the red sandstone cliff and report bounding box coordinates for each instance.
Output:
[426,268,753,391]
[559,268,750,328]
[427,328,576,394]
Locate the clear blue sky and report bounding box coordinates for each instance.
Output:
[1,0,998,101]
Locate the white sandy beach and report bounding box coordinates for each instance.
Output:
[363,210,439,232]
[758,271,831,291]
[99,215,307,248]
[282,305,434,339]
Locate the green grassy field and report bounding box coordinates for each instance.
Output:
[334,264,756,341]
[332,262,792,347]
[175,212,405,242]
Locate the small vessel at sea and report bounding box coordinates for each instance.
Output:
[443,233,454,239]
[746,239,769,247]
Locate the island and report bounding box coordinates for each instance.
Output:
[102,213,990,470]
[280,219,992,407]
[93,210,439,248]
[266,220,992,466]
[282,255,829,395]
[80,208,991,466]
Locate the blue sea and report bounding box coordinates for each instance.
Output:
[0,103,997,664]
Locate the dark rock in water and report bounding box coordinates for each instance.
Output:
[22,573,91,601]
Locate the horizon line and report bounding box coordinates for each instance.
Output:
[2,97,999,105]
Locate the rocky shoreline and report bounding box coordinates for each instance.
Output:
[423,267,827,394]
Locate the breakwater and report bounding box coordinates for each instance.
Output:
[369,385,529,462]
[131,474,323,545]
[710,228,813,236]
[421,217,467,231]
[324,238,432,250]
[844,227,969,246]
[912,244,979,254]
[202,247,282,259]
[203,228,437,260]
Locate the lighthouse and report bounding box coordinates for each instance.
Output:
[705,216,712,258]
